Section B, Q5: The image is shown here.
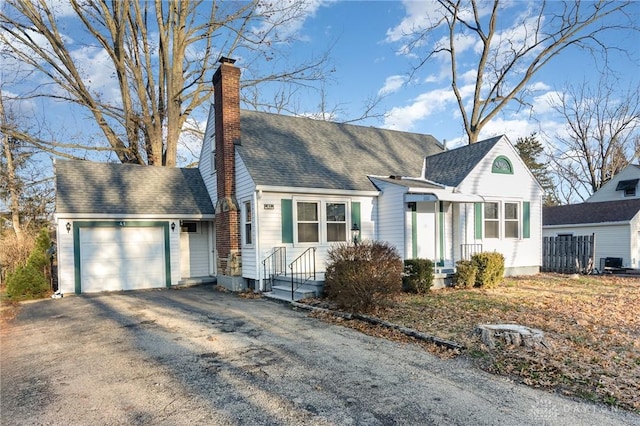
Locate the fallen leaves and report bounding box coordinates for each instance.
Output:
[306,273,640,413]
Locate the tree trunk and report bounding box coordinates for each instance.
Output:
[0,95,22,240]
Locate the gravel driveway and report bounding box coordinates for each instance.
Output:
[1,285,637,425]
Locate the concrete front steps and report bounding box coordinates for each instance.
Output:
[263,275,324,302]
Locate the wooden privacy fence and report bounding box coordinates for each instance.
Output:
[542,234,596,274]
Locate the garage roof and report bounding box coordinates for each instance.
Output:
[55,160,214,215]
[543,199,640,226]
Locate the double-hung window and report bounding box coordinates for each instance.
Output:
[482,201,521,239]
[244,201,252,245]
[297,202,319,243]
[292,200,349,244]
[326,203,347,242]
[484,202,499,238]
[504,202,519,238]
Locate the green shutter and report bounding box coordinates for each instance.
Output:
[281,199,293,243]
[351,201,361,240]
[474,203,483,239]
[523,201,530,239]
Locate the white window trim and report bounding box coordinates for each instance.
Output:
[483,200,523,240]
[292,197,352,246]
[242,199,254,247]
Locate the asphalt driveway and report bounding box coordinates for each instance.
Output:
[1,286,637,425]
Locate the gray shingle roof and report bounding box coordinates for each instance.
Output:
[237,110,444,191]
[422,136,503,186]
[543,199,640,226]
[55,160,214,215]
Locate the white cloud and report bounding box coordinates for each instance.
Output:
[378,75,407,96]
[382,86,458,131]
[532,90,562,115]
[69,46,120,103]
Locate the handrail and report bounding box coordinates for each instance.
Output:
[261,247,286,291]
[460,243,483,261]
[288,247,316,300]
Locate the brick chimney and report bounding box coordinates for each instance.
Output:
[213,57,243,288]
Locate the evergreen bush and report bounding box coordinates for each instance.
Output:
[6,228,52,300]
[324,240,403,313]
[471,251,505,288]
[454,260,477,288]
[402,259,434,294]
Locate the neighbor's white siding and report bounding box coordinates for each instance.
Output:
[457,138,543,272]
[587,165,640,202]
[632,213,640,268]
[543,223,633,269]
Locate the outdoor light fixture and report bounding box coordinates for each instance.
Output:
[351,223,360,244]
[171,222,176,232]
[65,222,71,233]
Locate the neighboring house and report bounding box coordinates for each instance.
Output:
[542,164,640,269]
[55,58,543,295]
[586,164,640,203]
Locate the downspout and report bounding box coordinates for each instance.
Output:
[254,189,262,291]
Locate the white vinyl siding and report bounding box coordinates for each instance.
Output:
[253,191,375,284]
[180,222,210,278]
[587,165,640,202]
[374,180,408,259]
[198,106,218,202]
[236,154,257,279]
[457,138,543,270]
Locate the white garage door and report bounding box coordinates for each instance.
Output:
[80,227,166,293]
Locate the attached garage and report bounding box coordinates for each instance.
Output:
[55,160,215,295]
[77,224,169,293]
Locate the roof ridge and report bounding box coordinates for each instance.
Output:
[239,109,443,145]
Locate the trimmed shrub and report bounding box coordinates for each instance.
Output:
[471,251,505,288]
[454,260,477,288]
[6,228,52,300]
[402,259,434,294]
[324,240,403,313]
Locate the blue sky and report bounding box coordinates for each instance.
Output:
[3,0,640,167]
[295,1,640,148]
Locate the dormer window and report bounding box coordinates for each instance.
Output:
[616,179,638,197]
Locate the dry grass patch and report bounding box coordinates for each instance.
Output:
[308,274,639,412]
[372,274,639,412]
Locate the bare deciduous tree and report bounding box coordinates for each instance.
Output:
[403,0,638,143]
[1,87,55,237]
[0,0,332,166]
[549,79,640,204]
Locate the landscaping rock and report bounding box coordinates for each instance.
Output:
[474,324,550,350]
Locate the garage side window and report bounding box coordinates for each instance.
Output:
[244,201,252,245]
[181,221,198,233]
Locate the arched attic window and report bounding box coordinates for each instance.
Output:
[492,155,513,174]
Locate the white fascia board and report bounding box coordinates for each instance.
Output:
[54,213,215,220]
[254,185,379,197]
[543,221,628,229]
[407,188,484,203]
